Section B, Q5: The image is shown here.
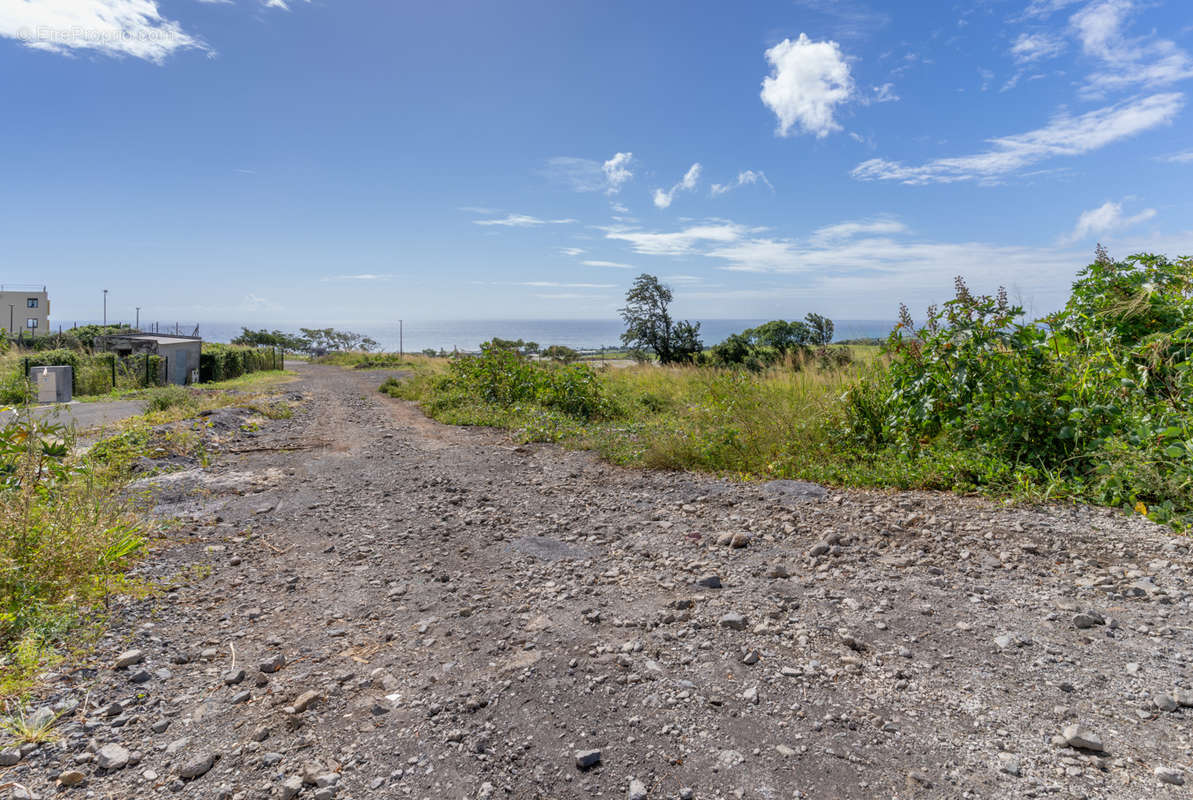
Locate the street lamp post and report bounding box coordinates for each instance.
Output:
[103,289,108,326]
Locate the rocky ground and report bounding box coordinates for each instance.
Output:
[3,362,1193,800]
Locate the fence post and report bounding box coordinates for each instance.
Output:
[144,353,149,387]
[110,354,117,391]
[164,356,169,385]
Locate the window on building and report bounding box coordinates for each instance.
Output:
[26,318,38,329]
[26,298,38,308]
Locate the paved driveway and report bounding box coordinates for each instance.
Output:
[0,397,145,432]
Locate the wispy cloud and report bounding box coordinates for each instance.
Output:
[1061,199,1156,243]
[852,92,1182,184]
[1158,150,1193,164]
[1010,31,1066,63]
[517,281,615,288]
[1071,0,1193,97]
[810,217,907,244]
[582,260,636,269]
[559,247,587,256]
[0,0,207,62]
[603,222,756,256]
[544,152,635,194]
[760,33,854,138]
[652,163,702,209]
[321,273,396,282]
[710,170,773,197]
[473,214,577,227]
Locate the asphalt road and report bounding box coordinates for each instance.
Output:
[0,397,145,431]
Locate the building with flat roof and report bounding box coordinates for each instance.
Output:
[102,333,202,385]
[0,285,49,336]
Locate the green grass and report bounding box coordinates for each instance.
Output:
[383,357,909,485]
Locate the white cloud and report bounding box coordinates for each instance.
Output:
[603,222,755,256]
[1010,31,1066,63]
[652,163,702,209]
[1158,150,1193,164]
[321,273,396,281]
[1071,0,1193,96]
[559,247,587,256]
[871,82,899,102]
[810,217,907,244]
[544,152,635,193]
[0,0,207,62]
[852,92,1182,184]
[1061,200,1156,243]
[760,33,854,138]
[602,153,634,194]
[581,260,635,269]
[710,170,773,196]
[517,281,615,288]
[473,214,576,227]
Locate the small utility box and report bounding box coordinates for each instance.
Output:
[30,365,72,403]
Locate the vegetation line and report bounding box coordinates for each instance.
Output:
[383,252,1193,530]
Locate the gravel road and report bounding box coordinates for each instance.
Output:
[5,362,1193,800]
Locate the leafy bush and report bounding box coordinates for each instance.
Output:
[852,253,1193,526]
[419,342,609,421]
[199,344,278,382]
[0,416,143,644]
[143,385,195,414]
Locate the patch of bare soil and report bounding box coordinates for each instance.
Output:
[5,363,1192,800]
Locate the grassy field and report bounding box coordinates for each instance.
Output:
[382,350,923,487]
[381,253,1193,531]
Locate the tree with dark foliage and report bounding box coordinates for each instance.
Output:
[619,274,703,364]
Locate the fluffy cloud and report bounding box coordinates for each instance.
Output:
[760,33,854,138]
[1062,200,1156,243]
[710,170,773,197]
[0,0,206,62]
[602,153,634,194]
[852,92,1182,184]
[473,214,576,227]
[652,163,702,209]
[545,152,635,193]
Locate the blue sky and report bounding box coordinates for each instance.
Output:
[1,0,1191,327]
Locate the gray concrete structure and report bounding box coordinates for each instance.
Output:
[102,334,202,385]
[28,365,72,403]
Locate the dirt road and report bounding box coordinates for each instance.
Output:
[6,363,1193,799]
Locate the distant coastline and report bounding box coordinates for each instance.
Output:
[48,318,897,353]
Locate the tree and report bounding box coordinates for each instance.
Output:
[620,274,703,364]
[543,344,580,363]
[709,333,765,371]
[804,313,834,347]
[744,320,810,357]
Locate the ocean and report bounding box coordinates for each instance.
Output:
[59,319,896,353]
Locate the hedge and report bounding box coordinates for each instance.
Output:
[199,344,281,382]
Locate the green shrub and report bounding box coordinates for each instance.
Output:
[0,416,143,644]
[143,385,194,414]
[199,344,277,382]
[853,254,1193,526]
